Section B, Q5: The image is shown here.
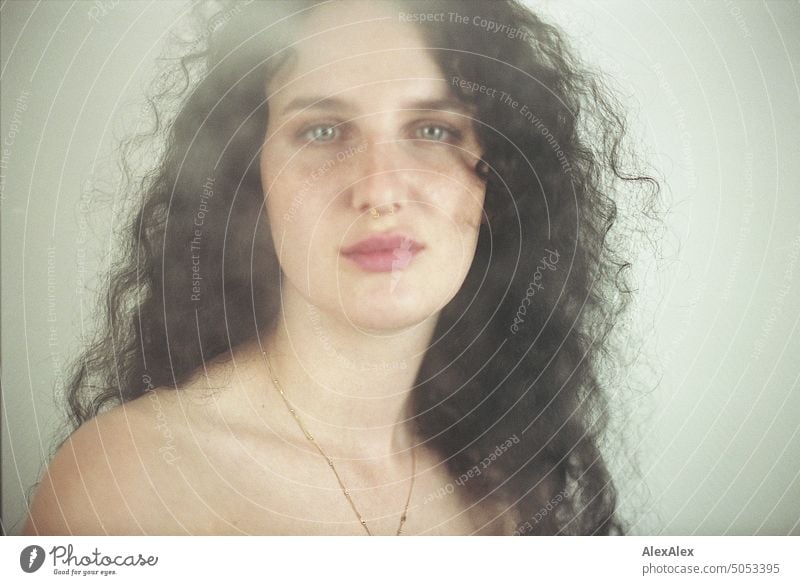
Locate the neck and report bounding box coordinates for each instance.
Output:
[262,283,437,460]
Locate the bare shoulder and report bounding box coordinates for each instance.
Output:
[23,351,286,535]
[22,390,198,536]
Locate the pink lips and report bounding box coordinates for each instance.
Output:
[341,233,424,273]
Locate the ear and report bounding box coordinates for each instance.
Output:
[475,159,490,180]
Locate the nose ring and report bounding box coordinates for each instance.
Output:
[370,205,394,219]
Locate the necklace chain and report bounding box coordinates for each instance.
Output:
[263,352,416,536]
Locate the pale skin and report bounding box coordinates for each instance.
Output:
[23,1,516,536]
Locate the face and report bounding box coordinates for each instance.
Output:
[260,1,486,332]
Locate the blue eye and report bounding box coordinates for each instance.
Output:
[302,125,338,142]
[416,124,458,142]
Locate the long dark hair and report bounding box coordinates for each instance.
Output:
[63,0,658,535]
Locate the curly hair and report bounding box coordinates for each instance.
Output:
[62,0,658,535]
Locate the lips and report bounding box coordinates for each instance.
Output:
[341,233,424,273]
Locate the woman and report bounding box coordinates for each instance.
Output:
[24,0,654,535]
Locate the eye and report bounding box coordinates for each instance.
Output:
[300,124,339,143]
[415,124,460,142]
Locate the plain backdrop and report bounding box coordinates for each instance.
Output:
[2,0,799,535]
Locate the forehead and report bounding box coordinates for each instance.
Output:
[268,1,448,104]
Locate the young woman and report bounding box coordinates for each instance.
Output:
[24,0,655,535]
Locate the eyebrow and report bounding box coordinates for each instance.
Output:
[277,95,474,117]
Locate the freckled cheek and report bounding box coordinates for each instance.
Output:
[267,210,327,288]
[270,190,321,241]
[425,177,486,232]
[262,156,327,224]
[416,147,486,228]
[265,191,342,276]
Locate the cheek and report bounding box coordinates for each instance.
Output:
[261,158,317,274]
[418,145,486,230]
[455,187,486,230]
[426,175,485,233]
[262,141,350,225]
[262,150,295,220]
[262,152,319,234]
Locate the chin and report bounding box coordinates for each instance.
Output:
[347,311,433,333]
[338,289,444,333]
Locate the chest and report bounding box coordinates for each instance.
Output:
[162,438,513,535]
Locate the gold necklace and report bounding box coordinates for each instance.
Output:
[263,352,417,535]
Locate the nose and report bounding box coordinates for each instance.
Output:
[347,140,412,216]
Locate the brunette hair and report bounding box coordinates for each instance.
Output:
[63,0,658,535]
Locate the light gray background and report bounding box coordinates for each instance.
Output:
[2,0,799,535]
